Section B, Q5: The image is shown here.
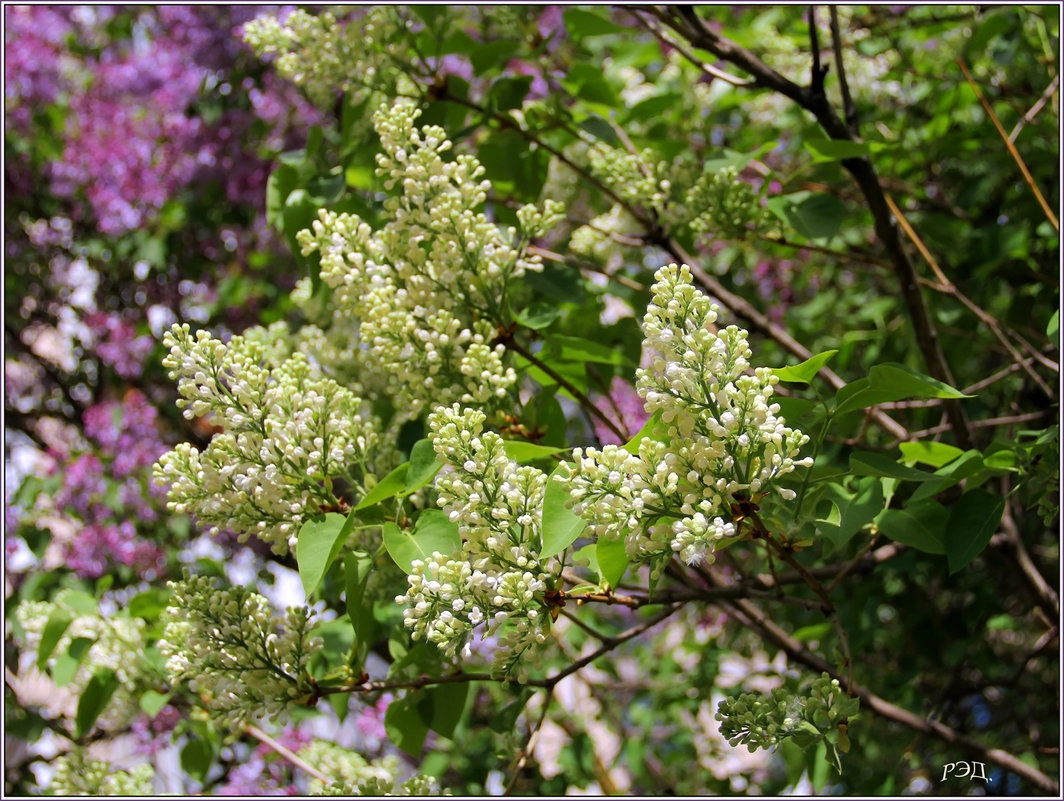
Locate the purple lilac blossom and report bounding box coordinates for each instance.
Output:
[84,312,155,379]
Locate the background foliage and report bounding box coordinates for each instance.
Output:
[4,4,1059,796]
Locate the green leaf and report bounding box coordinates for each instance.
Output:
[470,40,520,75]
[1047,309,1058,338]
[875,501,948,554]
[541,464,586,558]
[804,139,871,162]
[55,588,98,616]
[426,681,469,738]
[596,538,628,589]
[489,688,533,732]
[563,62,619,107]
[128,587,171,621]
[773,350,838,383]
[383,511,461,573]
[75,668,119,738]
[563,7,625,37]
[344,550,376,669]
[405,438,441,492]
[898,441,964,468]
[549,333,633,366]
[488,76,533,111]
[502,441,566,463]
[766,192,845,241]
[834,364,971,416]
[515,302,562,331]
[180,735,214,782]
[817,476,884,551]
[297,511,357,598]
[623,409,665,455]
[576,115,620,146]
[850,452,936,482]
[355,463,411,511]
[52,637,94,687]
[868,363,972,400]
[139,690,171,718]
[385,693,430,756]
[37,607,74,672]
[945,489,1005,574]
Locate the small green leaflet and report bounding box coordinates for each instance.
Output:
[405,438,442,492]
[898,440,964,468]
[541,464,586,558]
[773,350,838,384]
[354,463,410,511]
[385,692,431,756]
[875,502,947,554]
[596,538,629,589]
[502,440,567,463]
[850,452,936,482]
[804,139,871,162]
[344,550,375,672]
[835,363,971,416]
[297,512,357,598]
[139,690,171,718]
[37,607,74,672]
[75,667,120,738]
[383,511,461,573]
[944,489,1005,574]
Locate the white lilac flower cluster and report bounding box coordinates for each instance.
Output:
[686,166,771,239]
[16,598,148,730]
[153,323,380,553]
[49,752,155,795]
[297,101,563,424]
[587,142,674,213]
[396,404,552,675]
[716,672,859,753]
[300,741,400,794]
[561,264,812,566]
[319,774,446,796]
[242,8,404,108]
[158,574,323,728]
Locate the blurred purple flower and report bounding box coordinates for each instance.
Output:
[592,377,649,445]
[355,693,393,742]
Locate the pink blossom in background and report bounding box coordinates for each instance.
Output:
[354,693,394,742]
[593,376,650,445]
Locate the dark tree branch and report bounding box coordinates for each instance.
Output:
[829,5,860,134]
[652,5,975,449]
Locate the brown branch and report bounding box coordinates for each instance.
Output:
[886,194,1057,396]
[653,7,975,449]
[957,58,1059,231]
[505,337,627,442]
[544,602,684,689]
[713,581,1059,793]
[829,5,859,135]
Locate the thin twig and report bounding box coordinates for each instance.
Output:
[504,688,553,794]
[628,7,753,87]
[957,57,1059,231]
[1009,73,1059,142]
[654,7,974,448]
[713,585,1058,793]
[886,193,1057,394]
[505,337,627,442]
[246,724,332,785]
[545,603,685,689]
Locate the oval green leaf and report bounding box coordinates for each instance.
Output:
[541,464,586,558]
